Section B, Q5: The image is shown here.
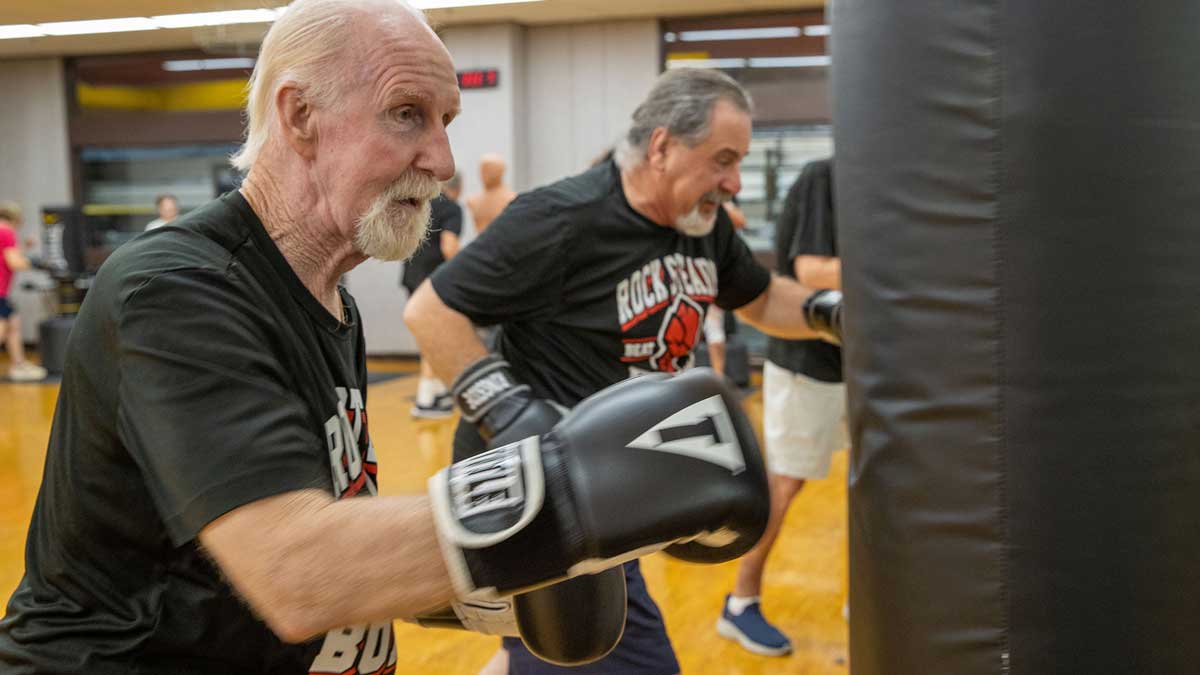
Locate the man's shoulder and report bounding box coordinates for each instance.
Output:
[95,195,251,297]
[528,162,618,213]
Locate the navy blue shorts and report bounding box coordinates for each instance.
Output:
[504,560,680,675]
[0,297,12,319]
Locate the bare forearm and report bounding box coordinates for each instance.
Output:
[440,232,460,260]
[403,279,489,383]
[735,276,822,340]
[3,248,31,272]
[795,256,841,290]
[202,491,456,643]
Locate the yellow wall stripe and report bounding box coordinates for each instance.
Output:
[77,79,248,112]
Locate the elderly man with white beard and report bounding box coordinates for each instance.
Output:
[405,67,844,675]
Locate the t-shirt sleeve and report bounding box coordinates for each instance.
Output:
[115,269,327,546]
[430,192,568,325]
[786,167,837,261]
[0,225,16,251]
[713,213,771,311]
[443,202,464,236]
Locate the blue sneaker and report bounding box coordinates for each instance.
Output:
[716,594,792,656]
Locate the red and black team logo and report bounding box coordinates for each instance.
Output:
[652,295,705,373]
[617,253,719,374]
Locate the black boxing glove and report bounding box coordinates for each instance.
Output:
[803,288,843,345]
[410,575,626,667]
[412,579,624,666]
[428,368,769,600]
[451,353,624,665]
[452,354,565,448]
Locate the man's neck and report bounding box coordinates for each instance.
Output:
[619,164,673,228]
[239,167,365,320]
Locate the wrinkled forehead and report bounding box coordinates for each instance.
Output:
[349,13,457,103]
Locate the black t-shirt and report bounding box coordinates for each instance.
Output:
[401,194,463,292]
[431,159,772,408]
[0,192,396,674]
[766,158,843,383]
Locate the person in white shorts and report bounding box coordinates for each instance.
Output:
[716,158,843,656]
[702,201,745,378]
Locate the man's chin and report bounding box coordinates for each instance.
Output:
[674,212,718,237]
[356,221,428,261]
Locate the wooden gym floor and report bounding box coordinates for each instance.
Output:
[0,353,849,674]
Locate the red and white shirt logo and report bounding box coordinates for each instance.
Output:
[310,387,397,675]
[617,253,718,374]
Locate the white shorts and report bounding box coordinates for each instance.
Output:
[763,360,848,480]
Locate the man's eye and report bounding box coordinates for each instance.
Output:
[394,106,422,126]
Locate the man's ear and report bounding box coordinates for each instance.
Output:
[648,127,672,172]
[275,82,318,160]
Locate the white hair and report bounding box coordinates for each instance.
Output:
[230,0,425,172]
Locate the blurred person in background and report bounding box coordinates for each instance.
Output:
[0,200,47,382]
[144,193,180,231]
[403,172,463,417]
[702,200,747,377]
[716,158,844,657]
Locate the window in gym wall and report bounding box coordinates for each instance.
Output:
[65,51,252,260]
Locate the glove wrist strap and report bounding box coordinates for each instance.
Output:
[452,354,529,424]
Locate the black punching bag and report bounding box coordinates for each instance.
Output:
[832,1,1200,673]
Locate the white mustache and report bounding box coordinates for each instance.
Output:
[383,172,441,204]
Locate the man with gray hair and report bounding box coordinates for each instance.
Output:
[407,67,843,675]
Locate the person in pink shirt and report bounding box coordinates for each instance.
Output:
[0,201,47,381]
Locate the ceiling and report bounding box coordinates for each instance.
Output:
[0,0,823,59]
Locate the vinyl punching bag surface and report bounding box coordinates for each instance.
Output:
[832,2,1200,673]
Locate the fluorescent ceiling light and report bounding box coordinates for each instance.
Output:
[667,55,830,70]
[151,9,283,29]
[39,17,159,36]
[0,24,44,40]
[411,0,543,7]
[804,24,831,36]
[163,57,257,72]
[678,27,802,42]
[749,55,831,68]
[667,58,749,70]
[0,1,537,40]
